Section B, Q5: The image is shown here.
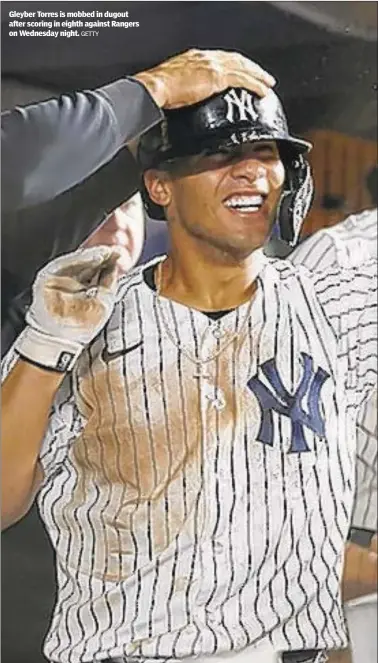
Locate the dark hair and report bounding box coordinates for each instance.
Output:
[366,165,378,206]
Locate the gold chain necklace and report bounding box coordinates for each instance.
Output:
[153,260,256,378]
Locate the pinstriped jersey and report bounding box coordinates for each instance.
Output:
[290,209,377,531]
[2,253,377,663]
[291,209,377,271]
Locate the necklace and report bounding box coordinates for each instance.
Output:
[153,260,257,378]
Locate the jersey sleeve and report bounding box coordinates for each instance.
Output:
[351,389,377,531]
[290,230,337,271]
[314,260,377,405]
[313,261,377,534]
[1,78,162,212]
[290,209,377,272]
[343,262,377,407]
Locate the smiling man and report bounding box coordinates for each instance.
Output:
[138,88,312,312]
[2,85,376,663]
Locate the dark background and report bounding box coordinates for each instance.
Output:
[1,3,377,663]
[2,1,377,138]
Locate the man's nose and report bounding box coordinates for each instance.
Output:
[229,156,268,182]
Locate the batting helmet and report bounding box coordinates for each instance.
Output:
[138,87,314,247]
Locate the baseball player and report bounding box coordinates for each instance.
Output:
[2,83,377,663]
[289,207,378,663]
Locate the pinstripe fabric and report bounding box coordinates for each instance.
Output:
[2,253,376,663]
[290,208,377,531]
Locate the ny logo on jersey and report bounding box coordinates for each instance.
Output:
[223,88,258,124]
[247,353,330,453]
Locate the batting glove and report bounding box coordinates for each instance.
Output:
[15,246,120,372]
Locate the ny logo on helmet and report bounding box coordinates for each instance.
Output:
[247,353,330,453]
[224,88,258,124]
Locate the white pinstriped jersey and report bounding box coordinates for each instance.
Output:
[2,252,377,663]
[290,209,377,531]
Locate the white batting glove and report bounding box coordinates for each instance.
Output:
[15,246,120,372]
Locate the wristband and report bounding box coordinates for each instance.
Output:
[348,527,376,549]
[14,326,83,373]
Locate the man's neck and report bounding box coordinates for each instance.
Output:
[157,247,267,312]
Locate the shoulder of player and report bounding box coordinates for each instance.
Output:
[265,256,316,282]
[263,258,376,343]
[261,257,328,302]
[114,255,164,302]
[308,258,377,323]
[291,209,377,268]
[77,256,164,365]
[326,209,377,250]
[337,207,377,234]
[265,255,377,293]
[289,229,335,270]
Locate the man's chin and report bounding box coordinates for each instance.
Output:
[186,223,267,261]
[214,239,265,262]
[217,218,271,253]
[221,229,268,255]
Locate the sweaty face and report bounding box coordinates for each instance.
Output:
[145,141,285,259]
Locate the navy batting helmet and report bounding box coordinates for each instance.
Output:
[137,87,314,247]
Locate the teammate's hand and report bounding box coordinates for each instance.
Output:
[82,192,145,274]
[133,49,275,109]
[15,246,120,373]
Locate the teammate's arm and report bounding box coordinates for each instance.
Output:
[1,361,64,529]
[2,49,274,213]
[1,245,121,530]
[1,79,161,213]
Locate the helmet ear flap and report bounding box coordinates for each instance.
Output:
[272,153,314,248]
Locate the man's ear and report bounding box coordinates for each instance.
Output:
[143,170,172,208]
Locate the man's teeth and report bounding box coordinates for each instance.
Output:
[224,195,264,211]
